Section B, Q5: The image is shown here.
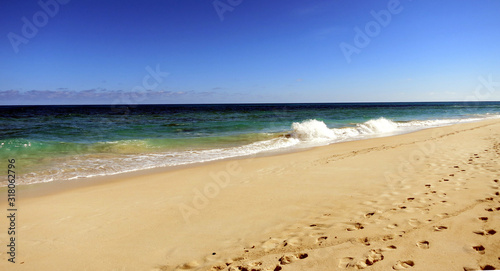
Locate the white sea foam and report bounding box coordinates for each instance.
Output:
[291,119,336,141]
[357,117,399,134]
[288,117,399,144]
[288,114,500,144]
[7,136,302,186]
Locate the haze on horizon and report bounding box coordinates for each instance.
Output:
[1,0,500,105]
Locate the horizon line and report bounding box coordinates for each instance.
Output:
[1,101,500,107]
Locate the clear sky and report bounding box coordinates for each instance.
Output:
[1,0,500,105]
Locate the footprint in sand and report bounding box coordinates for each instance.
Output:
[317,236,328,244]
[355,249,384,269]
[473,229,496,236]
[480,265,497,270]
[338,257,355,269]
[228,265,263,271]
[383,245,397,251]
[249,261,262,267]
[440,200,451,206]
[433,226,448,232]
[364,212,375,218]
[382,234,395,241]
[392,260,415,270]
[284,236,301,247]
[232,256,245,262]
[416,241,430,249]
[308,231,327,238]
[346,222,364,231]
[358,237,370,246]
[278,253,308,265]
[209,265,226,271]
[472,245,485,254]
[478,217,489,222]
[384,223,399,230]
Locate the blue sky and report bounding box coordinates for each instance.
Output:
[1,0,500,105]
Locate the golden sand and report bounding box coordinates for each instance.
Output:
[1,119,499,270]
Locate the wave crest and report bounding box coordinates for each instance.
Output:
[356,117,398,134]
[289,117,399,142]
[291,119,336,140]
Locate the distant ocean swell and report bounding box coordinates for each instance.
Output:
[1,113,499,187]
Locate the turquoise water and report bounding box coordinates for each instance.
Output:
[1,102,499,186]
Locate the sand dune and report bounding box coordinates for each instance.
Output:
[1,119,499,270]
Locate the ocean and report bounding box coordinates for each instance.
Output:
[1,102,500,186]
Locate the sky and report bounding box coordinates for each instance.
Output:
[1,0,500,105]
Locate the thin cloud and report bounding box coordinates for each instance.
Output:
[0,89,218,105]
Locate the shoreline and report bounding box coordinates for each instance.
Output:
[3,112,499,190]
[6,117,494,198]
[1,118,499,270]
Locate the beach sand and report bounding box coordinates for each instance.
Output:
[1,119,499,271]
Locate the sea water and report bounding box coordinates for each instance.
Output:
[1,102,499,186]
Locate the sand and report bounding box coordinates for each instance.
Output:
[1,119,499,271]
